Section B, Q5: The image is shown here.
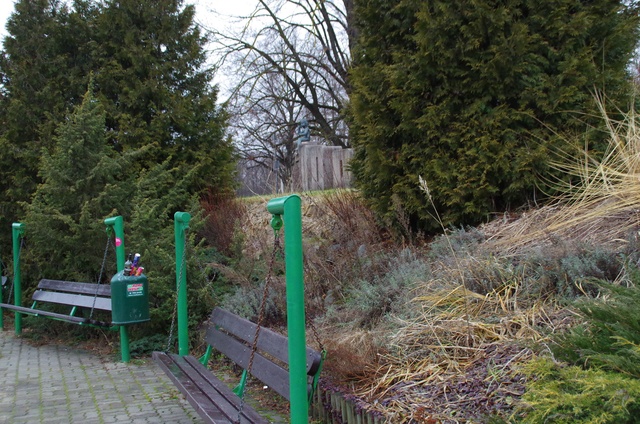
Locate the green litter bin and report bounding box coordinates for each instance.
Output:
[110,270,150,325]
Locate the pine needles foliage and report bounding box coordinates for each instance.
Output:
[517,276,640,422]
[21,79,128,283]
[126,159,214,345]
[518,357,640,423]
[552,280,640,377]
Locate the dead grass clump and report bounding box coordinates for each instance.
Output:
[349,281,559,422]
[301,190,395,316]
[200,190,248,257]
[486,93,640,255]
[320,329,382,381]
[312,189,384,247]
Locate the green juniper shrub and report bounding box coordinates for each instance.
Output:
[349,0,639,233]
[129,334,169,357]
[516,271,640,423]
[517,357,640,423]
[551,279,640,376]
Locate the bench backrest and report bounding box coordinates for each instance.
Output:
[206,307,322,401]
[33,279,112,311]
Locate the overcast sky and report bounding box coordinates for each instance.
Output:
[0,1,14,41]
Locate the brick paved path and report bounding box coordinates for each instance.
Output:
[0,331,201,423]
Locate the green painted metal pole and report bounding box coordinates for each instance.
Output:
[12,223,24,335]
[104,216,125,272]
[175,211,191,356]
[103,216,129,362]
[119,326,130,363]
[266,194,308,424]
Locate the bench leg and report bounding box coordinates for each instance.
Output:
[119,325,130,363]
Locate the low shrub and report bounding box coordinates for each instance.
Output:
[517,357,640,423]
[516,271,640,422]
[551,279,640,376]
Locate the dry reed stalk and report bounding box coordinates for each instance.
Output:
[487,94,640,254]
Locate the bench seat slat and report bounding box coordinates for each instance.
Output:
[183,355,269,423]
[32,291,112,311]
[0,302,112,326]
[154,352,232,423]
[153,351,268,424]
[153,308,324,424]
[211,308,289,363]
[37,279,111,297]
[208,326,291,400]
[209,307,322,375]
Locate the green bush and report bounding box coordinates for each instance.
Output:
[518,357,640,423]
[517,271,640,422]
[349,0,639,232]
[551,280,640,377]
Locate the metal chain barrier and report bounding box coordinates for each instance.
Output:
[167,231,188,353]
[88,235,113,322]
[236,230,282,424]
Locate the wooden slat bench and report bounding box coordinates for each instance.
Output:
[153,307,323,424]
[0,278,112,326]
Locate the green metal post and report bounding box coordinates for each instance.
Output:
[174,211,191,357]
[119,326,130,363]
[103,216,129,362]
[12,223,25,335]
[1,259,4,329]
[266,195,308,424]
[104,216,125,272]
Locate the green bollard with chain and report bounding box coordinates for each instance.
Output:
[174,211,191,357]
[12,222,25,335]
[266,194,308,424]
[104,215,129,362]
[104,216,125,272]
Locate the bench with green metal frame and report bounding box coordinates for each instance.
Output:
[0,278,113,326]
[156,198,325,424]
[153,307,323,424]
[0,216,138,362]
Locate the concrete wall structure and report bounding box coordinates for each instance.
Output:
[297,142,353,191]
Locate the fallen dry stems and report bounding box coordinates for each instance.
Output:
[346,280,556,422]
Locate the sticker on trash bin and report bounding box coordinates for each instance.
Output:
[126,283,144,297]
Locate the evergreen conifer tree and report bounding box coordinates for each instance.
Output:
[0,0,92,240]
[92,0,235,193]
[0,0,235,253]
[349,0,639,231]
[22,79,127,283]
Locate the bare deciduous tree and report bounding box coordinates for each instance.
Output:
[203,0,353,192]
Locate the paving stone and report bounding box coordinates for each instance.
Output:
[0,331,200,423]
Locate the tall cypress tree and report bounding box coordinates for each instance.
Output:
[92,0,234,192]
[22,79,128,282]
[349,0,639,231]
[0,0,235,254]
[0,0,92,242]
